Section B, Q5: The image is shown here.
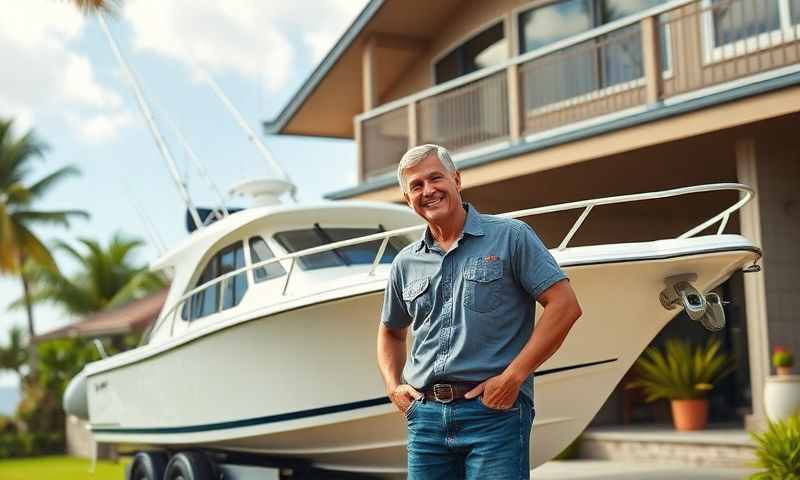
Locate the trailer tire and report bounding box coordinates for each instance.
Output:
[164,451,214,480]
[129,451,167,480]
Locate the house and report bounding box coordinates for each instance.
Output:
[264,0,799,434]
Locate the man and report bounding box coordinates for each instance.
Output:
[377,144,582,479]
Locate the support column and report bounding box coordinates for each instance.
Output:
[507,64,522,143]
[354,116,364,181]
[362,37,379,111]
[641,16,663,104]
[506,13,522,142]
[735,137,770,431]
[408,101,418,148]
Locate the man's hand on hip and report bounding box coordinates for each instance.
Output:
[463,372,523,410]
[389,384,423,413]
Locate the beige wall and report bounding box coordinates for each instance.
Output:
[382,0,534,103]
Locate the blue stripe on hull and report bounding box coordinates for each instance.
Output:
[92,358,616,434]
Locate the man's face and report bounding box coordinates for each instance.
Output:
[403,153,462,225]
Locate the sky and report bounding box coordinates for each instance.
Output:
[0,0,370,388]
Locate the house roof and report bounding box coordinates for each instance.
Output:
[34,289,168,342]
[262,0,461,139]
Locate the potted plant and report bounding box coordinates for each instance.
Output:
[749,414,800,479]
[627,338,734,431]
[773,346,794,376]
[764,347,800,422]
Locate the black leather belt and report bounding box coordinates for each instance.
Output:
[421,382,481,403]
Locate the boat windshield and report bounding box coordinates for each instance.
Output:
[274,225,410,270]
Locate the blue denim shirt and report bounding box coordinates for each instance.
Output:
[381,204,566,401]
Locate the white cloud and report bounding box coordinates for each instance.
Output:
[73,110,135,144]
[0,0,130,143]
[124,0,367,91]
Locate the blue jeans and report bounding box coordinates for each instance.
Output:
[405,395,534,480]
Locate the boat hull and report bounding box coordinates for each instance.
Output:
[85,238,759,475]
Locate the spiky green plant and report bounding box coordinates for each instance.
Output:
[627,338,734,401]
[749,415,800,479]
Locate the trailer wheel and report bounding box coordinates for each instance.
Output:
[129,452,167,480]
[164,451,214,480]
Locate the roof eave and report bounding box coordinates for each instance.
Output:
[262,0,386,136]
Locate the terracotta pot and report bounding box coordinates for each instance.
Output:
[777,366,793,376]
[670,398,708,431]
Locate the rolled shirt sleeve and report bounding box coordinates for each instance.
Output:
[512,221,567,300]
[381,261,411,329]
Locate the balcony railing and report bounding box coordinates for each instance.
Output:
[356,0,800,180]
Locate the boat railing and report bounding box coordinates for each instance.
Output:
[147,182,753,340]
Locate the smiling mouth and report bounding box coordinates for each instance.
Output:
[423,198,443,208]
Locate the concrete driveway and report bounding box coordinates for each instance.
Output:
[533,460,756,479]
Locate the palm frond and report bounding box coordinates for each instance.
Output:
[72,0,122,16]
[629,337,734,402]
[26,165,82,200]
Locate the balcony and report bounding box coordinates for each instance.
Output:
[356,0,800,180]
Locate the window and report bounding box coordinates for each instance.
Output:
[274,226,410,271]
[703,0,799,62]
[518,0,671,110]
[519,0,594,53]
[434,22,507,84]
[249,236,286,283]
[182,241,248,321]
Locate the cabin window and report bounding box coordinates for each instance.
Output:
[182,241,248,320]
[249,236,286,283]
[274,226,410,271]
[434,22,507,84]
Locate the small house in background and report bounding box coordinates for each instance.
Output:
[264,0,799,464]
[36,289,168,458]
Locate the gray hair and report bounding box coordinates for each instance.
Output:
[397,144,456,193]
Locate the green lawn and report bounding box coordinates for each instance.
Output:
[0,455,128,480]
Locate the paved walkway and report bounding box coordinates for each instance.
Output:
[533,460,756,479]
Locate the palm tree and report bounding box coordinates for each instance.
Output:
[10,233,167,316]
[0,119,88,377]
[72,0,121,14]
[0,326,28,383]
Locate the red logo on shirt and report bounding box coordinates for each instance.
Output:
[485,255,499,262]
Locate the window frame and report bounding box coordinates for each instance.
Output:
[514,0,675,114]
[182,240,249,322]
[700,0,800,65]
[430,16,509,85]
[246,235,287,284]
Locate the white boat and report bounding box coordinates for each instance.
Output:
[64,182,760,477]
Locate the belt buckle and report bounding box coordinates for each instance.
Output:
[433,384,455,403]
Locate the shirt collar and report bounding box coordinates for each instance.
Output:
[414,203,484,253]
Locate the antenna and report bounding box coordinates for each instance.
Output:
[120,177,167,256]
[200,70,298,203]
[141,74,230,217]
[96,12,205,230]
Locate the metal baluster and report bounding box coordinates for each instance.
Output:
[282,258,296,296]
[369,237,390,276]
[559,205,594,250]
[717,212,731,234]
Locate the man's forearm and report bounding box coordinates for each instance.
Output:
[505,287,582,384]
[377,325,407,393]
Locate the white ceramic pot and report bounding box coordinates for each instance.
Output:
[764,375,800,422]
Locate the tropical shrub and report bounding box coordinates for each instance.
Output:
[627,338,734,401]
[749,414,800,479]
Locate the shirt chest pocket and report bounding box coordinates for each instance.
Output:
[463,257,503,313]
[402,277,432,323]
